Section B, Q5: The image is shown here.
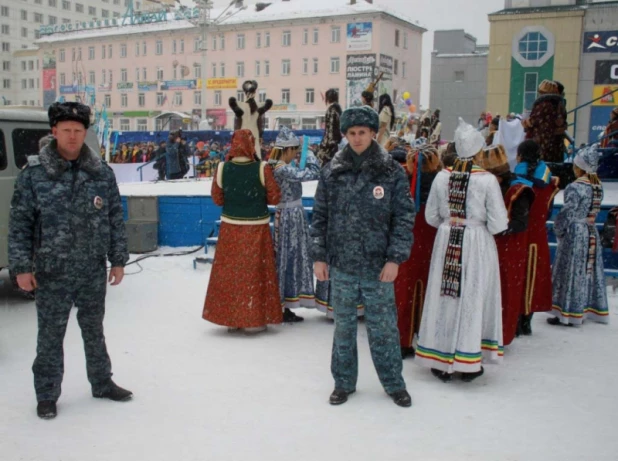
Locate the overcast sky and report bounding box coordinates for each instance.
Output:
[178,0,502,106]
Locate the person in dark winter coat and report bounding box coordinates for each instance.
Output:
[316,88,342,166]
[310,105,415,408]
[165,130,189,180]
[9,102,132,420]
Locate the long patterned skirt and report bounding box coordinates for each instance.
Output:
[274,206,315,309]
[203,222,282,328]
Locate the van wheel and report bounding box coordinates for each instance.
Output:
[9,271,36,300]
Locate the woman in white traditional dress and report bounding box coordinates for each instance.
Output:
[377,94,395,147]
[415,118,509,383]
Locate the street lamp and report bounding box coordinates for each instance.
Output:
[190,0,247,129]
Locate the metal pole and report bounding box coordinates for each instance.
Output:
[200,1,211,129]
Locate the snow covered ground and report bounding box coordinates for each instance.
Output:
[1,249,618,461]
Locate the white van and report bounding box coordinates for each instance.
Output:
[0,106,99,284]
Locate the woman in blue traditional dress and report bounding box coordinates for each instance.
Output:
[271,127,321,322]
[550,144,609,326]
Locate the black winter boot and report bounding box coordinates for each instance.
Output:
[37,400,57,419]
[389,389,412,407]
[401,347,416,359]
[461,367,484,382]
[329,389,355,405]
[93,380,133,401]
[283,308,304,323]
[431,368,453,383]
[521,314,533,335]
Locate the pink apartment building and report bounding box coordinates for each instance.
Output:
[35,0,425,132]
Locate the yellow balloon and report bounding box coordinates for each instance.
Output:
[402,91,411,100]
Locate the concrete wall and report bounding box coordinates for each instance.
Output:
[433,30,477,55]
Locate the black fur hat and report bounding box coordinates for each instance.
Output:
[242,80,258,95]
[48,102,91,129]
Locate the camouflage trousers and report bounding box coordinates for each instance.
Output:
[33,259,112,402]
[330,268,406,395]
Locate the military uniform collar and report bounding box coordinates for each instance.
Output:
[39,139,103,179]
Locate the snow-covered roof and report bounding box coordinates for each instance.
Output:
[433,52,488,58]
[36,0,425,44]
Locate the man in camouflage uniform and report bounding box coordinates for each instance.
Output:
[310,106,415,407]
[9,102,132,419]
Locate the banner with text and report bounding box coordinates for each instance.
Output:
[347,22,373,51]
[346,53,376,107]
[161,79,197,91]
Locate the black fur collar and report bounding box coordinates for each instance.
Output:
[329,103,342,115]
[39,139,103,178]
[330,141,396,176]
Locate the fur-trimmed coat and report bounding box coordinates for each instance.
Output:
[9,140,129,274]
[524,94,567,163]
[310,141,415,278]
[317,103,342,165]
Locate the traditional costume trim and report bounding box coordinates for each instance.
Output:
[551,304,609,324]
[525,244,538,315]
[407,280,424,347]
[416,345,483,365]
[481,339,505,356]
[440,159,474,298]
[547,177,560,210]
[505,184,532,221]
[221,215,271,225]
[575,176,603,276]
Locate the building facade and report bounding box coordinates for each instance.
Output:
[430,30,488,140]
[487,0,618,144]
[0,0,132,106]
[34,0,425,132]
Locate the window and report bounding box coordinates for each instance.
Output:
[237,61,245,78]
[88,6,96,15]
[138,93,145,107]
[258,90,266,104]
[237,33,245,49]
[236,90,245,103]
[173,67,177,80]
[211,62,217,78]
[157,67,163,80]
[394,59,399,76]
[28,60,34,70]
[102,9,109,18]
[219,34,225,50]
[282,59,290,76]
[120,44,127,58]
[1,25,9,35]
[156,92,164,106]
[524,72,539,111]
[21,10,28,20]
[135,42,140,56]
[255,61,260,77]
[282,31,291,47]
[104,94,111,107]
[331,27,341,43]
[156,40,162,55]
[264,60,269,77]
[142,67,147,80]
[34,12,44,23]
[518,32,549,61]
[306,88,315,105]
[21,79,27,89]
[220,62,225,77]
[214,90,222,106]
[190,64,200,79]
[303,29,308,45]
[121,68,127,82]
[34,30,40,39]
[101,69,105,84]
[135,68,139,82]
[102,45,106,59]
[330,57,340,74]
[108,45,112,58]
[264,32,270,48]
[2,42,10,52]
[108,69,112,82]
[313,28,319,44]
[120,119,130,131]
[174,92,182,105]
[404,32,408,50]
[49,0,57,6]
[21,27,28,38]
[75,3,83,13]
[256,32,261,48]
[180,39,184,53]
[0,130,5,171]
[21,61,26,71]
[395,30,400,47]
[77,47,82,60]
[281,89,290,104]
[29,78,35,88]
[172,40,176,54]
[13,129,52,169]
[88,71,95,84]
[301,58,308,75]
[88,46,95,60]
[142,41,147,56]
[62,0,70,10]
[301,118,316,130]
[212,34,217,51]
[2,61,9,71]
[194,37,200,52]
[0,7,8,17]
[137,119,148,131]
[454,70,464,82]
[2,79,10,89]
[121,93,127,107]
[60,73,65,85]
[194,91,201,105]
[313,58,318,74]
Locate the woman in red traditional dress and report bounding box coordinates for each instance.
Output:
[513,140,559,335]
[202,129,283,334]
[476,145,535,346]
[395,145,442,358]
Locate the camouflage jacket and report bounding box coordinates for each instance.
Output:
[9,140,129,274]
[310,141,415,278]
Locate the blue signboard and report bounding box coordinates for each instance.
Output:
[589,106,615,143]
[582,30,618,53]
